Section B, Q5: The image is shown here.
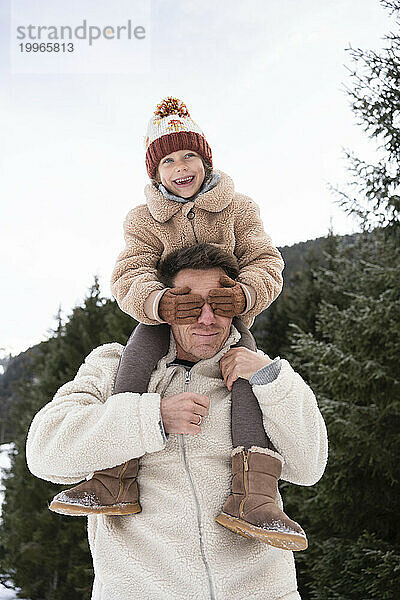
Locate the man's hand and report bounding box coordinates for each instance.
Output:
[219,348,273,391]
[160,392,210,435]
[159,286,205,324]
[207,275,246,317]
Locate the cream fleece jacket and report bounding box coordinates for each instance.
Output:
[26,327,328,600]
[111,170,285,327]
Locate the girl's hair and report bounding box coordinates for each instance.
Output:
[157,243,240,288]
[151,156,213,189]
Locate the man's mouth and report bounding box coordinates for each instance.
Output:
[193,331,218,337]
[173,175,195,187]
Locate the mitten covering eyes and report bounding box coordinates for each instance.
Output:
[158,286,205,324]
[207,275,246,317]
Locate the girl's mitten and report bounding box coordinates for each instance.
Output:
[159,286,205,324]
[207,275,246,317]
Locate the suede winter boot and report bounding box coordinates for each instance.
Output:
[49,459,141,516]
[215,446,308,551]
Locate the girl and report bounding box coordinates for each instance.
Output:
[49,97,307,551]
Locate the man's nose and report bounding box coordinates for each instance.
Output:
[197,302,216,325]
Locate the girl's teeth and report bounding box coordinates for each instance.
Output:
[175,176,194,184]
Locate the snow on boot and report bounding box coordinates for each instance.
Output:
[49,458,141,516]
[215,446,308,551]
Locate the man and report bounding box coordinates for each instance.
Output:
[26,244,328,600]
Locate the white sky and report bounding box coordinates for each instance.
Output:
[0,0,393,356]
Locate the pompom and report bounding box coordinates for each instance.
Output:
[154,97,190,119]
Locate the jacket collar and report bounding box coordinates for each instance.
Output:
[163,324,241,370]
[158,170,221,204]
[144,169,235,223]
[147,325,242,395]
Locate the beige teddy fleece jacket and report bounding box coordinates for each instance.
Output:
[111,170,284,328]
[26,326,328,600]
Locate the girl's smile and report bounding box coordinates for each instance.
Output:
[173,175,196,187]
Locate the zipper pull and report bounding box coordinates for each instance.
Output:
[243,449,249,471]
[184,369,191,392]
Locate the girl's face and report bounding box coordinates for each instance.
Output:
[157,149,205,198]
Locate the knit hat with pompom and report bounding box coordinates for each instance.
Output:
[145,97,213,179]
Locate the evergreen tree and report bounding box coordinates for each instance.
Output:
[333,0,400,236]
[288,232,400,600]
[0,280,134,599]
[283,2,400,597]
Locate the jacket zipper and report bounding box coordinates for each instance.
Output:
[180,368,216,600]
[238,449,249,517]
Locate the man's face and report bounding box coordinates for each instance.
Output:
[171,268,233,362]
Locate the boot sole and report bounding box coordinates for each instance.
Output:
[49,500,142,516]
[215,512,308,551]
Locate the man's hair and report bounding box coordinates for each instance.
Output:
[157,243,240,288]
